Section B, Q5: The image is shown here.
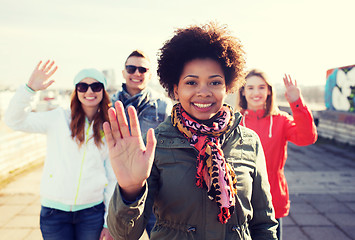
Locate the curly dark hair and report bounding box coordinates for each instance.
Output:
[157,22,246,99]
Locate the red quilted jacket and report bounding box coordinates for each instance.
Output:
[240,97,318,218]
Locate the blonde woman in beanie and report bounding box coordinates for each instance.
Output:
[4,60,115,240]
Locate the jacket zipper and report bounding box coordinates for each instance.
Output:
[73,121,91,209]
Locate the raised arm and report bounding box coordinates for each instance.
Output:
[103,101,156,201]
[27,60,57,91]
[283,74,318,145]
[4,60,58,133]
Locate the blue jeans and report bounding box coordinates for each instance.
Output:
[146,212,156,237]
[40,203,104,240]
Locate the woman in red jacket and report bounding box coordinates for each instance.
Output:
[237,69,318,240]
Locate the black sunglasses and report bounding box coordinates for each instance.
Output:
[125,65,149,74]
[76,82,104,92]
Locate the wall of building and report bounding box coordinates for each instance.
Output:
[325,65,355,112]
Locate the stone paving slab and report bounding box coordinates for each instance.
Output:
[346,202,355,212]
[291,212,333,226]
[0,205,25,225]
[284,226,309,240]
[332,193,355,202]
[303,226,352,240]
[340,226,355,240]
[324,213,355,226]
[4,215,39,228]
[312,202,353,213]
[285,171,355,194]
[295,193,338,203]
[25,229,43,240]
[288,202,318,214]
[0,229,32,240]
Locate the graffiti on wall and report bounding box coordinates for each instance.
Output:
[325,65,355,112]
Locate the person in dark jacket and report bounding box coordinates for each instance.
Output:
[104,22,278,239]
[111,50,172,236]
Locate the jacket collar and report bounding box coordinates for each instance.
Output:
[242,108,273,138]
[242,109,266,119]
[111,84,157,116]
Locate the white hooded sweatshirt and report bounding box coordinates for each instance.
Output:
[4,85,116,226]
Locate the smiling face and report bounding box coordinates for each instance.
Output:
[173,58,227,121]
[77,77,103,111]
[243,75,271,111]
[122,56,151,96]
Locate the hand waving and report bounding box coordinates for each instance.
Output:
[103,101,156,200]
[27,60,58,91]
[283,74,300,103]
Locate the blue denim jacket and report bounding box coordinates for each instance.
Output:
[111,84,172,135]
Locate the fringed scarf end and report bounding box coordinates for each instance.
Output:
[217,207,232,224]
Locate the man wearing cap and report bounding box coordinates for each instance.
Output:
[111,50,172,236]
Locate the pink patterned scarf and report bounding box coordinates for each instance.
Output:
[171,103,238,223]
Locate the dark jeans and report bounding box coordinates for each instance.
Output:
[40,203,105,240]
[146,212,156,237]
[276,218,283,240]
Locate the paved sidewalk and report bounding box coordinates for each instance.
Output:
[0,139,354,240]
[283,140,355,240]
[0,165,42,239]
[0,165,149,240]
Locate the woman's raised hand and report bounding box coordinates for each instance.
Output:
[27,60,58,91]
[283,74,301,103]
[103,101,157,200]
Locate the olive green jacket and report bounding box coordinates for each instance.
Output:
[108,113,278,240]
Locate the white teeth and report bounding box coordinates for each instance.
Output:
[194,103,212,108]
[85,97,95,100]
[131,79,141,82]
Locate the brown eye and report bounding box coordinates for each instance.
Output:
[186,81,196,85]
[211,81,221,86]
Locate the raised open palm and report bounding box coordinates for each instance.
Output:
[283,74,301,103]
[103,101,156,200]
[27,60,58,91]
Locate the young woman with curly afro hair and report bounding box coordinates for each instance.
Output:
[105,22,278,240]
